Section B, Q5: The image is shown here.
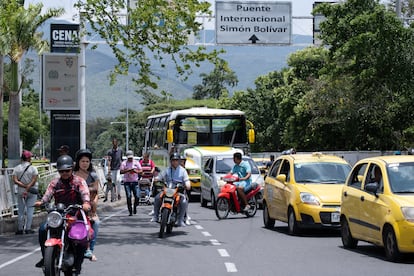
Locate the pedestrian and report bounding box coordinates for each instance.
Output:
[73,149,99,262]
[120,150,142,216]
[12,150,39,234]
[57,144,70,156]
[103,175,115,202]
[107,138,123,200]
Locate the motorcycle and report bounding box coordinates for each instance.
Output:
[158,181,184,238]
[43,203,92,276]
[137,169,153,205]
[215,173,261,219]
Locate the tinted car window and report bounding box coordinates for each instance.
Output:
[269,159,282,177]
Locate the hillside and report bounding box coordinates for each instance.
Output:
[27,20,313,119]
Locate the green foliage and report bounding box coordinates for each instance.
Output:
[76,0,223,89]
[192,59,238,100]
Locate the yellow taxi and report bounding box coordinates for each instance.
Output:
[340,155,414,262]
[263,152,351,235]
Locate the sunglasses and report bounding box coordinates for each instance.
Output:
[58,169,71,173]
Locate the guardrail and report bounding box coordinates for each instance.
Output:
[0,161,108,219]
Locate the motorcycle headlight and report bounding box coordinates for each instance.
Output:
[300,192,320,206]
[401,207,414,222]
[47,211,63,228]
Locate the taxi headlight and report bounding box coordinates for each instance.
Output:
[47,211,63,228]
[401,207,414,222]
[300,192,320,206]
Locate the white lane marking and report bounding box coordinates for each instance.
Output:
[101,208,125,222]
[225,262,238,273]
[195,225,204,230]
[201,231,212,237]
[0,247,40,270]
[218,249,230,257]
[210,239,221,246]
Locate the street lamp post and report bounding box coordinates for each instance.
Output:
[110,121,129,152]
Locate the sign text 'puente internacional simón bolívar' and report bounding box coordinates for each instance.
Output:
[215,1,292,45]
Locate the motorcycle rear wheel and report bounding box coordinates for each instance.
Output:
[44,246,63,276]
[215,197,230,219]
[159,208,170,238]
[245,196,257,217]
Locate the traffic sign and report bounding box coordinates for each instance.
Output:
[215,1,292,45]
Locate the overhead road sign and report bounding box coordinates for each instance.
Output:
[215,1,292,45]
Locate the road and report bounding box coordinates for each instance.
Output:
[1,199,414,275]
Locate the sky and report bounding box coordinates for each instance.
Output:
[25,0,337,36]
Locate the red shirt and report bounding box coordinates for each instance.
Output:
[42,174,90,206]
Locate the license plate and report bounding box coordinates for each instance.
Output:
[331,212,340,223]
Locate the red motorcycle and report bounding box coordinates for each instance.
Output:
[215,173,261,219]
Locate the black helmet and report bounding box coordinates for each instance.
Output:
[75,149,92,161]
[57,155,73,170]
[170,152,180,160]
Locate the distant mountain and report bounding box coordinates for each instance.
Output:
[27,20,313,120]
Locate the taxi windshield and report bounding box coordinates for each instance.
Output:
[294,162,351,184]
[387,162,414,193]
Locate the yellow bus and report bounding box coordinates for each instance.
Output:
[143,107,255,196]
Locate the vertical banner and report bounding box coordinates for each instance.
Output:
[50,110,80,162]
[42,54,79,110]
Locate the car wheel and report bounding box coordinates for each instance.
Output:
[200,192,208,208]
[263,202,275,229]
[383,226,401,262]
[288,208,299,235]
[340,217,358,249]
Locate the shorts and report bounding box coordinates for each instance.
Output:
[234,180,251,192]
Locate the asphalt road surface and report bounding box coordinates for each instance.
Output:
[1,199,414,276]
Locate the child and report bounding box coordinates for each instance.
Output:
[103,175,115,202]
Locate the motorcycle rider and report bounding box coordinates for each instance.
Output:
[151,152,190,227]
[34,155,91,275]
[230,152,252,212]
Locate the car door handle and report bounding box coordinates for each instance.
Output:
[343,191,347,197]
[360,196,365,201]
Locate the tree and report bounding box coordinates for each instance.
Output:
[76,0,224,90]
[192,59,238,100]
[0,0,63,167]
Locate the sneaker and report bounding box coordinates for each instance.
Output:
[84,249,93,259]
[148,210,154,216]
[25,229,35,234]
[103,198,107,202]
[133,205,137,214]
[150,217,159,223]
[185,218,191,225]
[15,230,23,235]
[35,259,44,268]
[243,205,251,212]
[175,221,186,227]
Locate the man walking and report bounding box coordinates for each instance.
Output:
[107,138,123,200]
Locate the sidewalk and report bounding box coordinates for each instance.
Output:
[0,196,126,235]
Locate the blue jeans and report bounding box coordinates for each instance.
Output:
[17,192,37,231]
[124,182,139,213]
[90,219,99,251]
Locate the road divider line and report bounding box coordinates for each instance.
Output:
[218,249,230,257]
[210,239,221,246]
[0,247,40,270]
[201,231,211,237]
[225,262,237,273]
[195,225,203,230]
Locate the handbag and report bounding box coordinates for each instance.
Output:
[28,187,39,194]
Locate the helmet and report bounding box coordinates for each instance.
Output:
[57,155,74,170]
[170,152,180,160]
[75,149,92,161]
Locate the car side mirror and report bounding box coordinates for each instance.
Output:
[276,174,287,183]
[365,182,379,196]
[204,168,211,174]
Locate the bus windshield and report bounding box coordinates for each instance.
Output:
[175,116,247,146]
